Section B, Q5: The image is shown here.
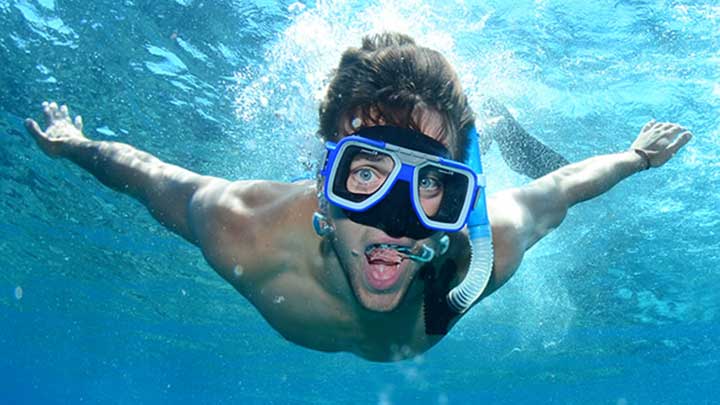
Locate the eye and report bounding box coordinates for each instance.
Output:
[419,176,441,191]
[356,168,375,182]
[346,167,384,194]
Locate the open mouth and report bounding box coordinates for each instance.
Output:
[362,244,410,290]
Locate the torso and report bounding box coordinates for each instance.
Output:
[209,181,517,362]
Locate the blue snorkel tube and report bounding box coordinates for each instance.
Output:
[446,125,494,314]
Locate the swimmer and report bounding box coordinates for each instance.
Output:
[24,32,692,362]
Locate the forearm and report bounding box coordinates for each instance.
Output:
[63,139,159,195]
[510,120,690,251]
[61,139,213,240]
[554,150,646,207]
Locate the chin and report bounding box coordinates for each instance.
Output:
[357,293,404,312]
[352,274,411,312]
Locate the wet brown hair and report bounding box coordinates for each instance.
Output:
[318,32,475,161]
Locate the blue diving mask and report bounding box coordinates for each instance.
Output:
[320,126,486,239]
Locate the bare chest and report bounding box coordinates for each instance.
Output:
[244,272,441,361]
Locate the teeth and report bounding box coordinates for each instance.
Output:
[365,243,412,255]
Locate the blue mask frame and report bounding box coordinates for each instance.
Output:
[320,127,487,234]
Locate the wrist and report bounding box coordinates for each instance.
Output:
[59,137,95,158]
[630,148,651,171]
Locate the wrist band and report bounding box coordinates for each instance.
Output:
[633,149,651,171]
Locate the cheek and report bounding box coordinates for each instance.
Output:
[419,194,442,216]
[335,223,363,245]
[329,208,361,242]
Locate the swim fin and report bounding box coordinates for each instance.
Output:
[477,97,570,179]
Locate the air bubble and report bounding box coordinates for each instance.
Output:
[287,2,306,13]
[378,391,392,405]
[233,264,244,277]
[273,296,285,304]
[14,286,23,300]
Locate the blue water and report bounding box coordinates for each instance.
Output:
[1,0,719,403]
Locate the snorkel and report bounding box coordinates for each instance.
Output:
[446,125,494,314]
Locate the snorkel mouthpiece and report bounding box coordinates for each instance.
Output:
[401,244,435,263]
[364,243,435,264]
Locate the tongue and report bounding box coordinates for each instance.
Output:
[364,248,404,290]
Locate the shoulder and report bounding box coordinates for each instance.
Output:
[192,179,314,210]
[191,179,317,225]
[445,190,527,273]
[189,180,319,274]
[487,190,527,246]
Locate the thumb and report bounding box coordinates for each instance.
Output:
[24,118,46,141]
[668,131,693,155]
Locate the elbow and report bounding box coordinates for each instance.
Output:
[544,202,567,237]
[532,177,569,244]
[549,183,570,234]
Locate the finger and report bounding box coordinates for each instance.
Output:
[60,104,69,119]
[24,118,46,140]
[43,101,54,124]
[642,119,656,132]
[664,125,685,138]
[651,123,681,143]
[49,102,61,119]
[668,131,692,155]
[74,115,83,131]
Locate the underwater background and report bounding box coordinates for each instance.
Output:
[1,0,719,403]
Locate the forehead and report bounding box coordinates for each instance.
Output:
[339,106,450,147]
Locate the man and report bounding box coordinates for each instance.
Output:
[25,33,691,362]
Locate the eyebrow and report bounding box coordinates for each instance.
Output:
[354,151,393,163]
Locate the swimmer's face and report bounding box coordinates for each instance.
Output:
[327,107,451,312]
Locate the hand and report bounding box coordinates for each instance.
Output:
[25,101,89,158]
[630,120,693,169]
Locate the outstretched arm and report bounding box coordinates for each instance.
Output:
[26,101,315,299]
[485,120,692,291]
[25,101,224,244]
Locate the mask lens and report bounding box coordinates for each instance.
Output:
[333,145,396,204]
[416,164,470,224]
